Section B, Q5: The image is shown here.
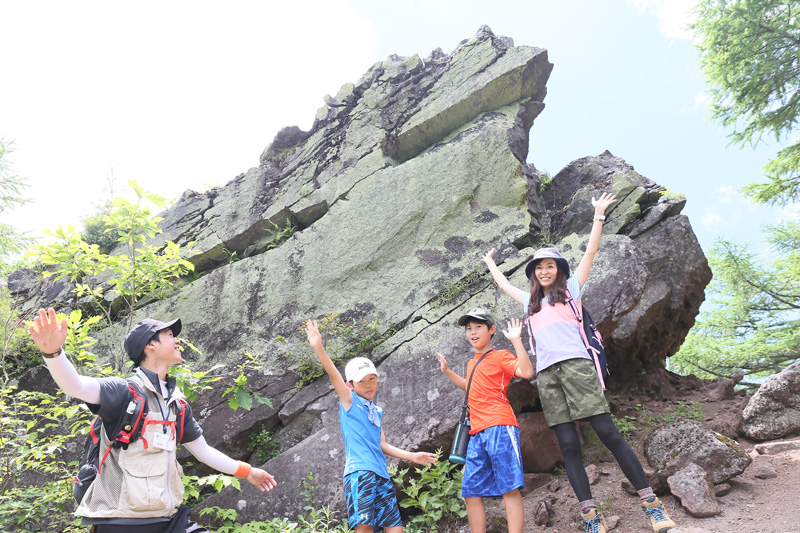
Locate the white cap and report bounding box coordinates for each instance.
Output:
[345,357,379,382]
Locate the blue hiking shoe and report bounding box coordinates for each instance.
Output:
[642,497,676,533]
[580,507,608,533]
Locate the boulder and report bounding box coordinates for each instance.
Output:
[535,152,711,383]
[644,420,751,485]
[741,361,800,440]
[518,412,562,472]
[605,515,621,530]
[520,472,551,496]
[667,462,720,518]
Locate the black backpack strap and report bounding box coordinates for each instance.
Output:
[103,377,148,450]
[76,416,103,472]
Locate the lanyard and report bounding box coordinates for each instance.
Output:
[156,397,172,433]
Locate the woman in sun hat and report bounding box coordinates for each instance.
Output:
[481,192,676,533]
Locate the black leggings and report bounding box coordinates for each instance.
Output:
[552,413,648,502]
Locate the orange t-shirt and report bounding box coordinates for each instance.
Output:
[465,349,520,434]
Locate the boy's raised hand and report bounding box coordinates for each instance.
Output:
[436,352,449,373]
[481,248,497,266]
[592,192,617,214]
[411,451,437,465]
[306,319,352,407]
[502,318,523,342]
[437,352,466,390]
[305,319,322,349]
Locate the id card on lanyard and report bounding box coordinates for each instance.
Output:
[152,430,175,451]
[148,396,176,451]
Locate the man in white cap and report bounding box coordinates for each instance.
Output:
[29,308,277,533]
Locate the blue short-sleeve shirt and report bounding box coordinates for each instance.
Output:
[339,389,390,479]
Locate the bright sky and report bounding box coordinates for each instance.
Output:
[0,0,791,259]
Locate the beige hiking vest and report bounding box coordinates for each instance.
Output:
[75,370,186,519]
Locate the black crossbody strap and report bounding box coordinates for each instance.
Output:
[463,349,494,409]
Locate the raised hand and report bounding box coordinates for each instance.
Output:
[592,192,617,214]
[481,248,496,266]
[436,352,449,373]
[502,318,523,342]
[28,308,68,354]
[305,319,322,349]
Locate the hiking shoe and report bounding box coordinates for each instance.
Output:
[580,507,608,533]
[642,497,676,533]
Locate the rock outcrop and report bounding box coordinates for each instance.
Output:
[10,27,712,521]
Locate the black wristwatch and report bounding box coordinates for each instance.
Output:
[43,348,62,359]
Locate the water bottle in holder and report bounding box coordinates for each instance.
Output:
[449,405,471,464]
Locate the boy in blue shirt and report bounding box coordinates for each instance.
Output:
[305,319,436,532]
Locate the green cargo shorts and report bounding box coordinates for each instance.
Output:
[537,358,609,427]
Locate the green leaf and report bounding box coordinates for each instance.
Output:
[235,389,253,411]
[252,392,273,408]
[128,179,144,198]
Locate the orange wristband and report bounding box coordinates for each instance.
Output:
[234,461,251,478]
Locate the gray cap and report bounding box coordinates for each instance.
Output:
[124,317,182,366]
[525,248,571,279]
[457,307,495,327]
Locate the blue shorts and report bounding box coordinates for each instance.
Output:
[344,470,402,530]
[462,425,524,498]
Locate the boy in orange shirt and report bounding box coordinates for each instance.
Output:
[437,308,534,533]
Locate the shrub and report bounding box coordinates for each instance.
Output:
[248,429,281,464]
[613,414,637,442]
[392,450,467,532]
[80,203,121,254]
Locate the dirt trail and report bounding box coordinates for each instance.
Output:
[514,445,800,533]
[483,384,798,533]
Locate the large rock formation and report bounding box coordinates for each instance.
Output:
[10,27,711,521]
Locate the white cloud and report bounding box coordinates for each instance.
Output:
[776,205,800,221]
[679,91,711,117]
[0,1,378,238]
[701,187,750,228]
[702,208,723,227]
[715,186,737,204]
[628,0,697,41]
